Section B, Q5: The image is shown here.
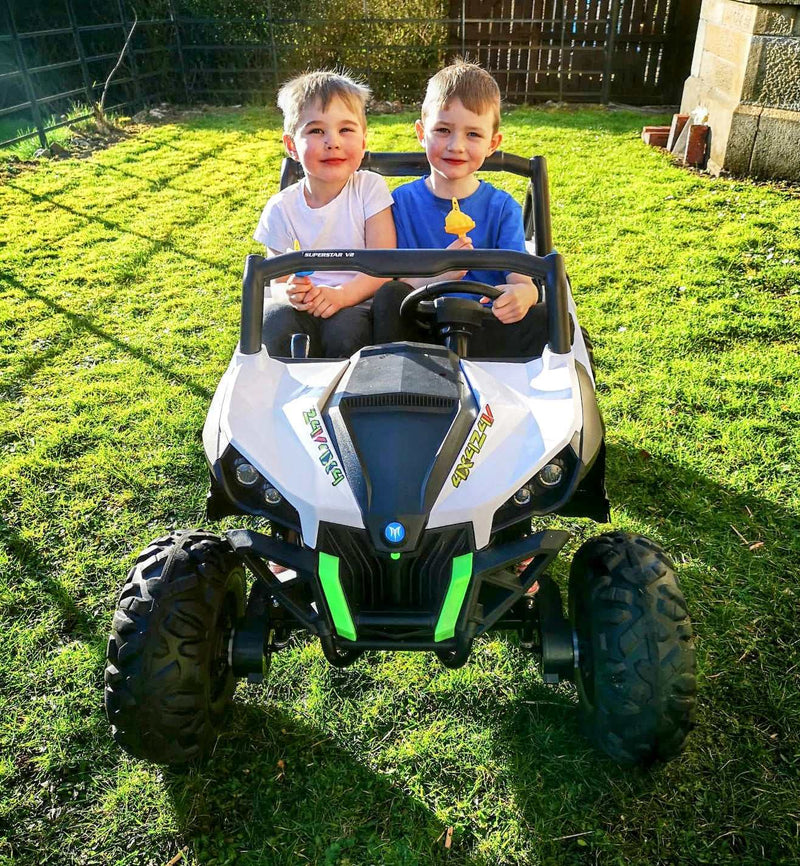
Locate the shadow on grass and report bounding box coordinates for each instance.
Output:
[163,703,469,866]
[158,438,798,863]
[5,180,233,274]
[1,272,212,401]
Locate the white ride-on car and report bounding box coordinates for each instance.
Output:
[105,151,696,766]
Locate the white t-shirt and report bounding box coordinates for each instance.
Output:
[253,170,393,296]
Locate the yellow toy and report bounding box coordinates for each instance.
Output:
[444,198,476,240]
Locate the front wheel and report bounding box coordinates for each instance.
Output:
[104,530,246,764]
[569,532,696,764]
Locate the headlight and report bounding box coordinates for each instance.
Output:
[262,483,282,506]
[536,459,565,489]
[235,461,261,487]
[513,485,532,506]
[492,448,580,532]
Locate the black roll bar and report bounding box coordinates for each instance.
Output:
[240,248,570,357]
[280,151,555,257]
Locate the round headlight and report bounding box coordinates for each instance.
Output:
[262,483,282,506]
[235,462,260,487]
[513,485,532,506]
[537,460,564,488]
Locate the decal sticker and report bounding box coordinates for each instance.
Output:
[451,404,494,488]
[302,407,345,486]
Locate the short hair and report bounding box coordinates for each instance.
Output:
[422,58,501,132]
[277,70,371,136]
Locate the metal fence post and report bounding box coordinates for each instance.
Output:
[460,0,466,56]
[117,0,143,107]
[601,0,621,105]
[266,0,279,90]
[65,0,95,108]
[2,0,48,148]
[167,0,190,101]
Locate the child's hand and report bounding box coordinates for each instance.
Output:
[306,284,349,319]
[486,282,538,324]
[441,235,473,282]
[285,274,316,309]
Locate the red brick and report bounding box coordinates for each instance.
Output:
[642,129,670,147]
[686,124,709,165]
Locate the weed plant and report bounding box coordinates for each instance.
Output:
[0,107,799,865]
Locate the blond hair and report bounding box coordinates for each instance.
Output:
[422,58,501,132]
[277,70,371,136]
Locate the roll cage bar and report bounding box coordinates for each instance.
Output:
[240,152,566,356]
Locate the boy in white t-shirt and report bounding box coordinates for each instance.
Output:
[254,71,396,358]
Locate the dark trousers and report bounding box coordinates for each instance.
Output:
[371,280,550,359]
[261,300,372,359]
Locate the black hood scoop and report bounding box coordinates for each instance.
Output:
[323,343,477,552]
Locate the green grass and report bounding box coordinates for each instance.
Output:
[1,105,799,865]
[0,104,103,160]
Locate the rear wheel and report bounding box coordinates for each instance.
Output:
[569,532,696,764]
[104,530,246,764]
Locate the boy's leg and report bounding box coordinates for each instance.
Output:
[262,300,321,357]
[470,302,549,359]
[318,305,372,358]
[372,280,426,345]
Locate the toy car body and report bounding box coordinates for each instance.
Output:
[105,152,696,766]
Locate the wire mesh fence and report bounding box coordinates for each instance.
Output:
[1,0,699,151]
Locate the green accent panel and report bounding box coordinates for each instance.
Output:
[390,552,401,560]
[435,553,473,642]
[318,552,357,641]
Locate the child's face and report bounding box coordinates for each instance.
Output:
[415,98,501,183]
[283,96,367,186]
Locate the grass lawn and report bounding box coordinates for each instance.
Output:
[1,105,799,865]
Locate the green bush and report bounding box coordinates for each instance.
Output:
[177,0,450,101]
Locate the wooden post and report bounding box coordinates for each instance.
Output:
[601,0,621,105]
[167,0,190,101]
[2,0,48,148]
[65,0,95,107]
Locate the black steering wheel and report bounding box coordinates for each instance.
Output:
[399,279,503,325]
[398,279,504,356]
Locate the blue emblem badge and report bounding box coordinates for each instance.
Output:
[384,522,405,544]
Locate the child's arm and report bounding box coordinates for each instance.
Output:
[489,275,540,324]
[304,206,396,319]
[403,236,472,290]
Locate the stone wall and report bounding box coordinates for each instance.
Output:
[680,0,800,179]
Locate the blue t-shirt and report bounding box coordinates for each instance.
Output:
[391,177,526,287]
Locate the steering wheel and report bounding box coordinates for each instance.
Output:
[399,279,503,326]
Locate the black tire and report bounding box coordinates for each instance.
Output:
[569,532,696,765]
[104,530,246,764]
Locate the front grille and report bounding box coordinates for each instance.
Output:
[340,393,456,411]
[317,523,471,615]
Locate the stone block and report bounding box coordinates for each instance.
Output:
[722,0,758,31]
[748,106,800,178]
[742,35,800,109]
[703,0,727,26]
[699,51,741,96]
[692,18,707,76]
[703,21,753,63]
[754,6,797,34]
[724,104,762,173]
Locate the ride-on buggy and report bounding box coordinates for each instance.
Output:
[104,152,697,766]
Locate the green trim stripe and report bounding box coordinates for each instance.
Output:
[318,552,357,641]
[435,553,473,642]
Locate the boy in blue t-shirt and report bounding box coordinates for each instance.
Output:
[372,59,547,357]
